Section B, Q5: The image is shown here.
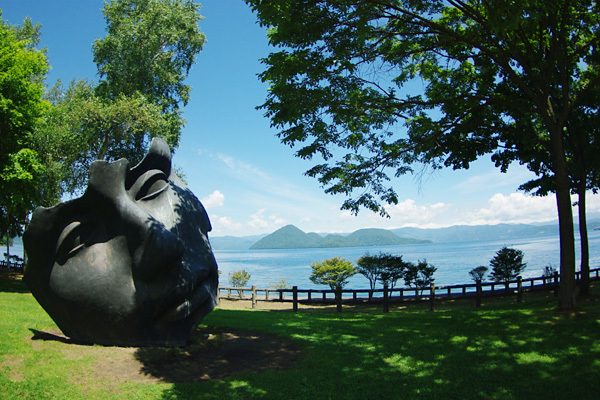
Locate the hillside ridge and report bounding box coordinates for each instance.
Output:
[249,225,430,250]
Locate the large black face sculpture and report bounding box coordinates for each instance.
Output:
[23,138,219,346]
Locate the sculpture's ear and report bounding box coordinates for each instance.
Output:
[126,138,172,186]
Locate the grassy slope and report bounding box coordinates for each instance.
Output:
[1,277,599,399]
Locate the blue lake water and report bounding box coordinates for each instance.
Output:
[213,230,600,290]
[6,230,599,290]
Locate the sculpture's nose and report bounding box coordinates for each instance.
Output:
[126,209,184,281]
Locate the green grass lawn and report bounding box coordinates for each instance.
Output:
[1,276,599,399]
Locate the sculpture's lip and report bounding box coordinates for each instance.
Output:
[158,279,213,323]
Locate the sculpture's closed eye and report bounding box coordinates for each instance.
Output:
[56,221,94,264]
[131,169,169,201]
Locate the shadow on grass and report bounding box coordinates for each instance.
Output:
[154,287,600,399]
[29,328,81,345]
[0,272,29,293]
[132,326,303,384]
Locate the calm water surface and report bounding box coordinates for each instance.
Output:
[213,230,600,290]
[7,230,599,290]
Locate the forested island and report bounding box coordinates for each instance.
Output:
[249,225,430,249]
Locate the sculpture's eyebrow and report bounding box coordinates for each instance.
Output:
[125,140,172,190]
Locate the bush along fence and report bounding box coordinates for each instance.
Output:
[217,267,600,312]
[0,257,24,271]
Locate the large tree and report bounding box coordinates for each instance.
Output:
[247,0,600,310]
[514,102,600,296]
[0,12,48,245]
[93,0,205,145]
[37,79,171,195]
[36,0,206,196]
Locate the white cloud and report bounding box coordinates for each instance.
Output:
[212,215,243,233]
[463,193,557,225]
[210,208,289,236]
[384,199,452,227]
[248,208,270,230]
[201,190,225,209]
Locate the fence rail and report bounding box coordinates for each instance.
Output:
[0,260,24,271]
[218,267,600,311]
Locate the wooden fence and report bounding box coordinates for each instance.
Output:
[0,260,24,271]
[218,267,600,311]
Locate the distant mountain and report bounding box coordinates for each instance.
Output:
[390,223,560,243]
[250,225,322,249]
[211,219,600,250]
[249,225,430,249]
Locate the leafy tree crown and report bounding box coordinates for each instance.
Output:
[310,257,357,290]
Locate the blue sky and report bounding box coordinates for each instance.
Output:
[3,0,598,237]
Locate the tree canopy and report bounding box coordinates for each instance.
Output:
[93,0,205,142]
[37,0,206,196]
[489,247,527,283]
[247,0,600,310]
[38,79,171,194]
[0,11,48,238]
[356,252,408,290]
[310,257,357,290]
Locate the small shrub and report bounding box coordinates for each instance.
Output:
[469,266,488,282]
[229,269,251,297]
[542,265,557,278]
[310,257,357,290]
[403,259,437,295]
[489,247,526,282]
[356,252,380,290]
[268,276,290,290]
[356,252,407,290]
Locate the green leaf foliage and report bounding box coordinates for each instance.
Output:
[489,247,527,283]
[403,259,437,291]
[309,257,357,290]
[469,266,489,283]
[229,269,251,288]
[93,0,205,139]
[356,251,409,290]
[0,12,49,235]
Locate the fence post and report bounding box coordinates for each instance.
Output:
[251,285,257,309]
[293,286,298,312]
[553,271,559,296]
[265,289,269,301]
[516,276,522,303]
[476,279,482,308]
[336,287,342,313]
[383,282,389,313]
[429,283,435,311]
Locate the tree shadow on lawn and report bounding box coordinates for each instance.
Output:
[27,324,304,388]
[169,292,600,399]
[0,272,29,293]
[133,326,303,383]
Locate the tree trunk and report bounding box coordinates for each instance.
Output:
[5,229,9,262]
[578,183,590,297]
[550,126,576,310]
